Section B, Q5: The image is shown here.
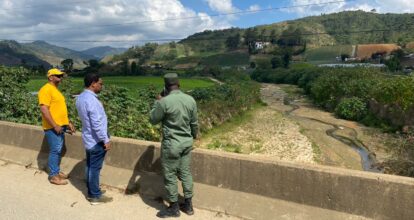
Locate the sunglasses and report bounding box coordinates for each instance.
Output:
[53,75,64,78]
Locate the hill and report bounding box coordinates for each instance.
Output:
[181,10,414,51]
[0,40,51,68]
[110,11,414,68]
[22,41,95,68]
[81,46,127,59]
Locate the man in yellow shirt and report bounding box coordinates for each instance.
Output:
[38,68,75,185]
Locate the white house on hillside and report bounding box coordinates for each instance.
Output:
[255,41,270,50]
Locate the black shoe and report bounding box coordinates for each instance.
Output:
[180,198,194,215]
[88,195,113,205]
[86,189,106,200]
[156,202,180,218]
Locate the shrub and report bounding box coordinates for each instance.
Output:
[0,66,40,125]
[335,97,368,121]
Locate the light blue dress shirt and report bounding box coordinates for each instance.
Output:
[76,89,110,150]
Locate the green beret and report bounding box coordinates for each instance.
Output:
[164,73,179,85]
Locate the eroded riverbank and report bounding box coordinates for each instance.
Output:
[197,83,392,172]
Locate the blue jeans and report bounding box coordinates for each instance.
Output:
[44,128,66,177]
[86,143,107,198]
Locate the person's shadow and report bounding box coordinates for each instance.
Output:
[68,159,88,197]
[126,145,167,211]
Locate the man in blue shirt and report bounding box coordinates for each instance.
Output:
[76,73,113,205]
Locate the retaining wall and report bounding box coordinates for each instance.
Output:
[0,121,413,220]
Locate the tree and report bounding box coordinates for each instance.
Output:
[250,62,256,69]
[283,52,292,68]
[244,28,258,46]
[83,59,102,73]
[260,29,266,41]
[277,27,305,47]
[61,59,73,74]
[122,59,129,75]
[271,56,283,69]
[131,61,137,75]
[169,41,176,49]
[270,30,277,44]
[385,56,402,72]
[272,47,292,68]
[244,28,259,54]
[225,34,240,50]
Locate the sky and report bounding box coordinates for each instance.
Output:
[0,0,414,50]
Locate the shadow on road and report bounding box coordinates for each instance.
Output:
[36,134,67,177]
[126,145,166,211]
[68,160,88,197]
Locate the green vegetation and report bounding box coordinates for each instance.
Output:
[26,76,214,98]
[191,72,261,132]
[311,142,322,163]
[251,66,414,131]
[207,140,242,153]
[199,52,249,66]
[0,66,39,125]
[305,45,353,64]
[335,97,368,121]
[2,65,261,142]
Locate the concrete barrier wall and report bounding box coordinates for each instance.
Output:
[1,121,414,220]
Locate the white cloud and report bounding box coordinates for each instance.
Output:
[286,0,348,15]
[286,0,414,16]
[375,0,414,13]
[0,0,232,50]
[248,4,261,11]
[204,0,238,13]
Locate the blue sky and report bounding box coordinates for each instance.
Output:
[180,0,298,27]
[0,0,413,50]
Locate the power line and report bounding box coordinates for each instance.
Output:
[3,23,414,44]
[0,0,353,36]
[0,0,91,11]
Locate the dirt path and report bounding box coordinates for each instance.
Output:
[198,83,388,171]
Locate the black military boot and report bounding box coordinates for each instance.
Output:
[180,197,194,215]
[156,202,180,218]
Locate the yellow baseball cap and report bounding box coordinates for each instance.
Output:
[47,68,64,77]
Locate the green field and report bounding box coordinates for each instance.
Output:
[27,76,215,97]
[305,45,353,64]
[200,51,250,66]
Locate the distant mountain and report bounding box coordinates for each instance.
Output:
[0,40,51,68]
[82,46,127,59]
[0,40,101,68]
[22,41,95,68]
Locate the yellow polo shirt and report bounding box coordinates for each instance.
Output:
[38,83,69,130]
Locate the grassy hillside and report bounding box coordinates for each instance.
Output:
[181,11,414,51]
[0,40,51,68]
[23,41,95,68]
[110,11,414,69]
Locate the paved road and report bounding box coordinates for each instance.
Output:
[0,160,239,220]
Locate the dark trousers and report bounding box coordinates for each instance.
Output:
[85,143,106,198]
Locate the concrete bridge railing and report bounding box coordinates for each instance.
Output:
[0,121,413,220]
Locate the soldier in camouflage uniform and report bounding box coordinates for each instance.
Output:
[150,73,198,218]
